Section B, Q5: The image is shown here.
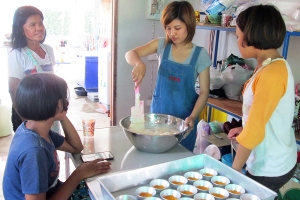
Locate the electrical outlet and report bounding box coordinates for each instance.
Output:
[147,54,157,60]
[146,0,164,20]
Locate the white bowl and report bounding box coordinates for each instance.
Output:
[210,176,230,188]
[150,179,170,191]
[177,184,197,197]
[209,187,229,200]
[178,198,194,200]
[168,175,188,188]
[116,194,137,200]
[240,194,261,200]
[194,193,215,200]
[135,186,156,200]
[193,180,213,193]
[184,171,202,184]
[225,184,245,198]
[160,189,181,200]
[199,168,218,180]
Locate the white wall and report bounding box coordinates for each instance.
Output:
[115,0,172,124]
[115,0,300,124]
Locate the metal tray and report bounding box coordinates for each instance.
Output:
[96,154,277,200]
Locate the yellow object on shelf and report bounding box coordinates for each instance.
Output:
[199,106,227,123]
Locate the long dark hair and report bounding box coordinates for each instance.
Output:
[11,6,45,50]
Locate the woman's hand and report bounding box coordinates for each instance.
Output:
[132,62,146,89]
[75,159,111,180]
[227,126,243,141]
[184,116,195,130]
[182,116,195,139]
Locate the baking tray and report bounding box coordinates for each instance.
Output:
[95,154,277,200]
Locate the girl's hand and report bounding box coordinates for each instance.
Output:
[227,126,243,141]
[76,159,111,179]
[132,62,146,89]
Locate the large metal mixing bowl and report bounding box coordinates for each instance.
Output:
[119,113,189,153]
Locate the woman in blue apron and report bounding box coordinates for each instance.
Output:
[125,1,212,151]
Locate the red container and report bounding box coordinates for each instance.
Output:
[297,151,300,163]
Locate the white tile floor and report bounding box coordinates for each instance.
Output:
[0,62,110,199]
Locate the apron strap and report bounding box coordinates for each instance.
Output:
[190,46,201,66]
[162,43,202,66]
[162,42,171,60]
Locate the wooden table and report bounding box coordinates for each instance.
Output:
[202,133,231,147]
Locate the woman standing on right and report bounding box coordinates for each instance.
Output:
[228,5,297,194]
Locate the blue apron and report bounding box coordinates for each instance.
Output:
[150,43,201,152]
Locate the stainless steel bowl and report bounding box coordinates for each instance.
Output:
[119,114,189,153]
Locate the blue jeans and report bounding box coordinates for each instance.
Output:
[245,164,297,195]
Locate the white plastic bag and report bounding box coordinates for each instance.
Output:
[193,120,211,154]
[222,65,253,84]
[221,65,253,100]
[210,66,226,90]
[222,83,243,100]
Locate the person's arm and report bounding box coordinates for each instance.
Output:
[56,116,83,153]
[185,67,210,129]
[25,159,111,200]
[125,38,159,89]
[232,144,252,172]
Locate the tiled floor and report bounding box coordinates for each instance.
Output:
[0,63,110,199]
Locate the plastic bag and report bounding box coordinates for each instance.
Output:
[193,120,211,154]
[210,66,226,90]
[201,0,236,15]
[222,65,253,85]
[267,0,300,18]
[209,121,224,134]
[222,83,243,100]
[221,65,253,100]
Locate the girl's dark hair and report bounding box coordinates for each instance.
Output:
[236,4,286,49]
[161,1,196,44]
[11,6,45,50]
[15,74,69,121]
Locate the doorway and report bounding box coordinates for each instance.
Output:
[1,0,116,125]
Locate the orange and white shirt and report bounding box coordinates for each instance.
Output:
[237,58,297,177]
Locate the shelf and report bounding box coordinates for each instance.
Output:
[196,23,236,32]
[207,97,242,122]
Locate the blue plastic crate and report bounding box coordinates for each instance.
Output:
[84,56,98,92]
